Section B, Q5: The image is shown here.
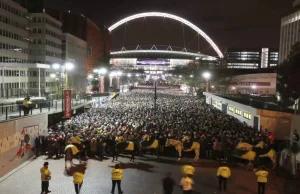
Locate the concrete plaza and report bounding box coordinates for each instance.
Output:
[0,154,297,194]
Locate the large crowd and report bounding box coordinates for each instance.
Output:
[34,89,274,161]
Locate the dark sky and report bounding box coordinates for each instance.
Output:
[45,0,294,55]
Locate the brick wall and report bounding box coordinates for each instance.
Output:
[0,114,48,178]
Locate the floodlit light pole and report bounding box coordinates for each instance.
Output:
[94,68,107,93]
[202,72,211,92]
[52,62,74,130]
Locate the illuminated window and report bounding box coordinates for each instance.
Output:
[217,101,222,107]
[228,106,234,112]
[243,112,252,120]
[212,100,216,105]
[235,109,242,115]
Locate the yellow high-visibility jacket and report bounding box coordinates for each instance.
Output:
[217,166,231,178]
[182,165,195,175]
[40,167,51,181]
[73,172,84,184]
[255,170,268,183]
[112,169,123,180]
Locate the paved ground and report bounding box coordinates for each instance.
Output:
[0,154,298,194]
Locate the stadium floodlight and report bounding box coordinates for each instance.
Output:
[202,72,211,79]
[108,12,224,58]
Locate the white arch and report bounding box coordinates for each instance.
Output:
[108,12,224,58]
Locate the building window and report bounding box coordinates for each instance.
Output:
[235,109,242,115]
[217,101,222,107]
[243,112,252,120]
[88,46,92,56]
[228,106,234,112]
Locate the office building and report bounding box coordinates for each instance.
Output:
[279,0,300,64]
[0,0,58,98]
[62,33,87,92]
[225,48,279,69]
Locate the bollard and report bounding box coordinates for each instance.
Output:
[31,107,33,115]
[1,103,3,114]
[48,102,50,111]
[5,107,8,120]
[19,107,21,117]
[55,101,57,110]
[11,102,13,112]
[40,104,42,113]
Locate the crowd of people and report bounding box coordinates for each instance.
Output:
[34,88,274,163]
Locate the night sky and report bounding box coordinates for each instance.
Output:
[45,0,294,55]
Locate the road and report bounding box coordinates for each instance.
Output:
[0,154,297,194]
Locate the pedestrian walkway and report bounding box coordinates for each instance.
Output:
[0,155,296,194]
[0,99,91,121]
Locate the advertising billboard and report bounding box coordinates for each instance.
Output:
[136,59,170,66]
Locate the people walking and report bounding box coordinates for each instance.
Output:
[23,96,32,116]
[73,162,87,194]
[254,166,268,194]
[40,162,51,194]
[216,164,231,192]
[111,164,123,194]
[182,163,195,177]
[162,172,175,194]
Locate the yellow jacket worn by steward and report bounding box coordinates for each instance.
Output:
[112,169,123,180]
[217,166,231,178]
[255,170,268,183]
[40,167,51,181]
[182,165,195,175]
[73,172,84,184]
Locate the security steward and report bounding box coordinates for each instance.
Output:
[73,162,87,194]
[23,96,32,116]
[182,162,195,177]
[254,166,268,194]
[40,162,51,194]
[216,164,231,192]
[111,163,123,194]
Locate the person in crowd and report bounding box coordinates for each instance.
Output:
[216,163,231,192]
[162,172,175,194]
[111,163,123,194]
[180,174,194,194]
[254,166,268,194]
[40,162,51,194]
[35,135,42,157]
[73,162,87,194]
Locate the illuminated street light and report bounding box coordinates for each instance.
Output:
[117,71,122,76]
[202,72,211,79]
[179,75,182,78]
[211,85,215,89]
[136,74,140,77]
[99,68,107,74]
[127,73,132,77]
[232,87,236,90]
[65,62,74,70]
[190,75,194,78]
[50,73,56,78]
[110,72,116,77]
[251,85,257,89]
[52,63,60,69]
[88,75,93,79]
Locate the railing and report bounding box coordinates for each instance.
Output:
[0,95,92,121]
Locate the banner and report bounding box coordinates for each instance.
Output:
[64,89,72,118]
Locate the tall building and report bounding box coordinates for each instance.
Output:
[12,0,44,13]
[224,48,278,69]
[44,9,112,75]
[279,0,300,64]
[0,0,58,98]
[62,33,87,92]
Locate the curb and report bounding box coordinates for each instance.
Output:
[0,156,35,183]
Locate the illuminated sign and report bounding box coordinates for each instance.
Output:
[136,59,170,66]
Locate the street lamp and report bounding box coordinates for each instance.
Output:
[179,75,182,78]
[202,72,211,92]
[190,75,194,78]
[127,73,132,77]
[51,62,74,130]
